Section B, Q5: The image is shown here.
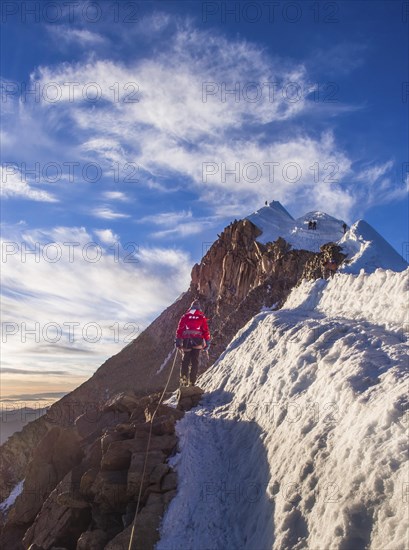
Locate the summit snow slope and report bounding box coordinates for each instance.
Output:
[246,202,407,273]
[246,201,347,253]
[339,220,408,274]
[158,268,409,550]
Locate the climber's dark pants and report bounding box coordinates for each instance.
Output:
[181,349,201,384]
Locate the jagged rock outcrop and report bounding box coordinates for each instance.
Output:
[1,217,346,548]
[10,426,83,524]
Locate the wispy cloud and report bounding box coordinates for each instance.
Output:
[139,210,193,226]
[0,166,58,202]
[138,210,216,239]
[151,222,213,239]
[355,160,394,183]
[47,26,107,46]
[22,19,388,220]
[145,179,180,193]
[353,160,407,211]
[1,16,402,222]
[102,191,127,201]
[91,207,130,220]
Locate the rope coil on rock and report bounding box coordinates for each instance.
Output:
[127,347,179,550]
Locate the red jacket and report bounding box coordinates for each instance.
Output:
[176,308,210,341]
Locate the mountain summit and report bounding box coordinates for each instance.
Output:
[247,201,407,273]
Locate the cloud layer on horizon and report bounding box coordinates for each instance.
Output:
[1,224,192,384]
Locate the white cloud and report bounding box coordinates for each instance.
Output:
[139,210,193,226]
[48,26,107,46]
[0,129,15,147]
[151,222,212,239]
[353,160,407,211]
[134,12,172,35]
[94,229,119,245]
[26,23,365,218]
[103,191,127,201]
[83,137,126,165]
[91,207,130,220]
[32,21,310,133]
[2,17,402,219]
[137,210,216,239]
[66,29,106,45]
[145,179,179,193]
[355,161,394,184]
[0,166,58,202]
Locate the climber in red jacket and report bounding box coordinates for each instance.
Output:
[175,300,210,386]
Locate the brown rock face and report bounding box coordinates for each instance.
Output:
[22,470,91,550]
[76,528,109,550]
[1,390,182,550]
[103,392,142,414]
[75,409,129,440]
[105,492,165,550]
[4,427,83,533]
[101,434,176,472]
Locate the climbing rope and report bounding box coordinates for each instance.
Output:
[127,347,179,550]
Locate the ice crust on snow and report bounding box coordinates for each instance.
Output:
[158,269,409,550]
[246,201,407,273]
[284,268,409,334]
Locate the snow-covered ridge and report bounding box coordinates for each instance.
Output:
[339,220,408,274]
[284,268,409,333]
[158,265,408,550]
[246,201,407,274]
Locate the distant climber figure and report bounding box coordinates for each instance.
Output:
[312,221,317,230]
[175,300,210,386]
[265,200,268,206]
[308,220,313,230]
[342,222,347,234]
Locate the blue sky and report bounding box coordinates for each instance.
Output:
[1,0,408,403]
